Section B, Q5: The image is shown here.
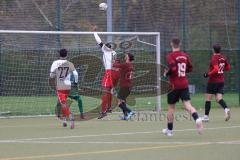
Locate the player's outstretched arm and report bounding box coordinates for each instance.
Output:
[92,25,103,47]
[94,32,102,44]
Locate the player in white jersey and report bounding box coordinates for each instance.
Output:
[49,49,78,129]
[92,26,119,119]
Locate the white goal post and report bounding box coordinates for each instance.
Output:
[0,30,161,116]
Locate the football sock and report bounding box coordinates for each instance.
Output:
[205,101,211,116]
[167,122,173,130]
[69,113,74,121]
[61,105,70,118]
[107,92,112,109]
[69,95,84,114]
[101,94,108,113]
[218,99,227,109]
[122,102,132,113]
[56,101,62,117]
[192,112,199,121]
[119,103,128,115]
[77,97,84,114]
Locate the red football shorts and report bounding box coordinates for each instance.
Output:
[102,70,120,88]
[57,90,70,104]
[101,70,111,88]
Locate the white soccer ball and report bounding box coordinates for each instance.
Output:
[99,2,108,11]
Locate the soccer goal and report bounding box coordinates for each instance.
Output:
[0,30,171,117]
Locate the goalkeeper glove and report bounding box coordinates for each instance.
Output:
[203,72,209,78]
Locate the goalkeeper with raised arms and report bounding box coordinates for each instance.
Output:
[92,26,119,119]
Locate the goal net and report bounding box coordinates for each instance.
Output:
[0,30,171,118]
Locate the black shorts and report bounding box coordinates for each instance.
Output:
[167,88,190,104]
[117,87,131,101]
[206,83,224,94]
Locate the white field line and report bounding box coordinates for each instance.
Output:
[0,115,55,119]
[217,140,240,144]
[0,125,239,143]
[0,141,198,144]
[0,131,160,141]
[0,140,239,145]
[0,124,54,129]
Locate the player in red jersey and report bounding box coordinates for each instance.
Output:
[162,38,203,136]
[113,53,135,120]
[202,44,231,122]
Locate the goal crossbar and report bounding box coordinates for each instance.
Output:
[0,30,160,36]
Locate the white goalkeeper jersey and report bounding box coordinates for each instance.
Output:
[101,45,116,70]
[50,59,78,90]
[94,32,116,70]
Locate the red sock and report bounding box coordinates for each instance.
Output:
[61,105,70,118]
[101,94,108,113]
[108,93,112,109]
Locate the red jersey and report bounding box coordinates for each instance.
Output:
[113,62,134,88]
[166,51,193,90]
[111,61,121,87]
[207,53,230,83]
